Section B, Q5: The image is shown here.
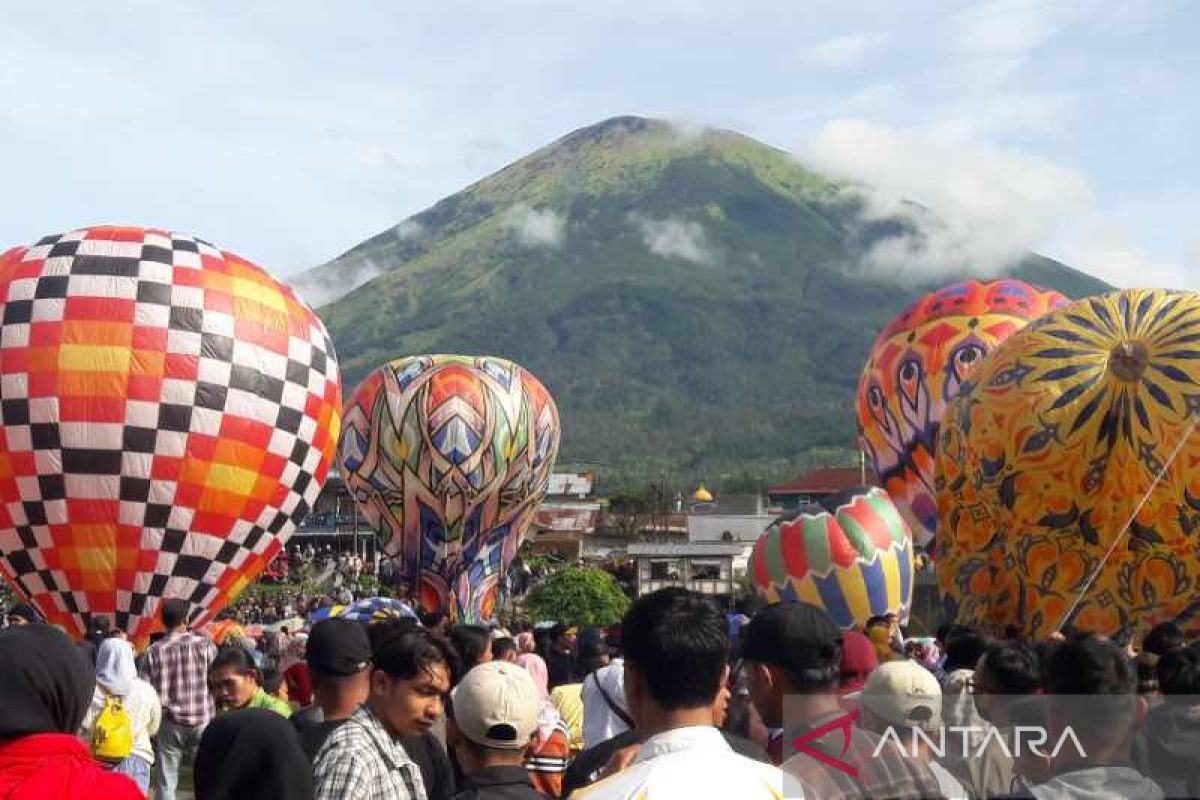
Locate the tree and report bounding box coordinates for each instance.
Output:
[525,566,631,627]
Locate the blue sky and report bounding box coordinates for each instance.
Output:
[1,0,1195,288]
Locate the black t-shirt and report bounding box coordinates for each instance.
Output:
[451,765,550,800]
[546,650,574,690]
[292,705,457,800]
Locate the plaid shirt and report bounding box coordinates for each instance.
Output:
[780,711,945,799]
[314,705,427,800]
[140,630,217,726]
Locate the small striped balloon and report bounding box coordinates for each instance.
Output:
[751,487,914,628]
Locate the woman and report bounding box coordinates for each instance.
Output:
[195,708,313,800]
[516,652,572,797]
[209,646,292,717]
[0,625,142,799]
[78,637,162,794]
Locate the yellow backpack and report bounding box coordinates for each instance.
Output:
[92,693,134,763]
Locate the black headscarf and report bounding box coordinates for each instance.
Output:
[0,624,95,738]
[195,709,314,800]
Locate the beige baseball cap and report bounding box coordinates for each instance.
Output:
[451,661,541,749]
[860,660,943,732]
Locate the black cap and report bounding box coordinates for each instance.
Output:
[7,603,44,624]
[306,619,372,677]
[741,602,843,672]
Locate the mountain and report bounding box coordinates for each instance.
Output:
[300,116,1111,490]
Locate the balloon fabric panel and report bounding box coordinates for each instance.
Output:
[939,289,1200,638]
[0,227,342,643]
[857,280,1068,548]
[340,355,559,623]
[750,487,914,629]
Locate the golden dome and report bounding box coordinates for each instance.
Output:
[692,484,714,503]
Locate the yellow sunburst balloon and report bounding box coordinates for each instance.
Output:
[939,289,1200,638]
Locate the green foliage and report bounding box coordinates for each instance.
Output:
[525,566,631,627]
[309,116,1113,485]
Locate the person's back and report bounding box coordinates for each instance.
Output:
[573,588,786,799]
[1135,644,1200,798]
[78,638,163,794]
[194,708,314,800]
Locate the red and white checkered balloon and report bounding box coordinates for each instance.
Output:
[0,226,342,642]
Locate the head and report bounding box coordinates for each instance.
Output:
[1143,621,1185,657]
[491,637,518,663]
[515,631,536,654]
[622,588,730,730]
[6,602,44,626]
[741,602,842,728]
[88,615,112,639]
[839,631,879,695]
[943,626,990,673]
[368,625,454,738]
[194,709,314,800]
[95,637,138,697]
[0,625,94,738]
[449,625,493,679]
[211,646,263,711]
[261,668,288,702]
[551,624,577,652]
[449,662,541,772]
[858,660,943,750]
[161,598,191,631]
[1156,644,1200,703]
[973,640,1041,725]
[1043,634,1144,763]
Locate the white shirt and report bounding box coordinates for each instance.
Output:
[574,724,791,799]
[78,678,163,765]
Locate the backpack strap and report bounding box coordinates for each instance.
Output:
[589,672,634,729]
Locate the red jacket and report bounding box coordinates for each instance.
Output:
[0,733,144,799]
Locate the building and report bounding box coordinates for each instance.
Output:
[685,493,773,544]
[766,466,875,511]
[626,542,746,608]
[527,473,603,560]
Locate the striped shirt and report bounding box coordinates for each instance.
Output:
[140,630,217,727]
[314,705,427,800]
[525,721,571,797]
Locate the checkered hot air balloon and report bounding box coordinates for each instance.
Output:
[339,355,559,623]
[751,487,914,629]
[0,226,342,644]
[857,280,1068,548]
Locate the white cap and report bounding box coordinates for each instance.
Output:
[451,661,540,750]
[860,660,943,732]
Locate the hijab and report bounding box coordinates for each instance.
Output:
[867,625,899,665]
[516,632,536,654]
[517,653,562,744]
[95,638,137,697]
[194,709,314,800]
[839,631,880,695]
[0,624,94,738]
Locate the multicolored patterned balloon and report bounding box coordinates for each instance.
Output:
[857,280,1069,547]
[339,355,559,622]
[750,487,914,628]
[939,289,1200,638]
[308,596,419,625]
[0,226,342,643]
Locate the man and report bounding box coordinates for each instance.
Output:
[448,661,549,799]
[5,602,43,626]
[1143,622,1185,657]
[965,640,1041,798]
[293,617,375,759]
[573,588,785,798]
[1135,643,1200,796]
[741,601,941,798]
[858,660,970,799]
[140,598,217,800]
[315,624,455,800]
[491,637,518,664]
[1032,634,1162,800]
[545,624,576,690]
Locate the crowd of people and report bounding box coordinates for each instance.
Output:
[2,590,1199,799]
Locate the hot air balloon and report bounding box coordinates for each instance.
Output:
[0,226,342,643]
[939,289,1200,638]
[750,487,914,629]
[857,279,1069,547]
[308,596,419,625]
[339,355,559,622]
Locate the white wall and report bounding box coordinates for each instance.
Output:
[686,514,772,543]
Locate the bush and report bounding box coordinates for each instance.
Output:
[525,566,631,627]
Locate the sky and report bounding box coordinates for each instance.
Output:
[0,0,1195,289]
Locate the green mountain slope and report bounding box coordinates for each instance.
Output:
[303,116,1111,488]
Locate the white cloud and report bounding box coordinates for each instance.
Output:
[800,118,1092,278]
[505,203,565,247]
[1048,217,1190,289]
[807,33,886,69]
[956,0,1058,56]
[394,219,425,240]
[289,255,389,309]
[636,216,713,264]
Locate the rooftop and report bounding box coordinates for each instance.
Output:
[767,466,875,496]
[627,543,747,556]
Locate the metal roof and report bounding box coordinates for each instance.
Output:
[627,543,747,556]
